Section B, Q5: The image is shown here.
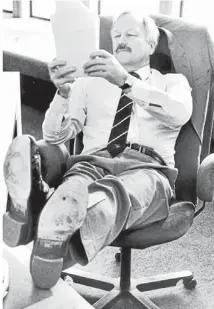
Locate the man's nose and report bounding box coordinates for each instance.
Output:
[118,34,128,44]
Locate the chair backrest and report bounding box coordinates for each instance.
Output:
[73,14,214,205]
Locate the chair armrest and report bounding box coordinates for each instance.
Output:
[36,140,69,187]
[197,153,214,202]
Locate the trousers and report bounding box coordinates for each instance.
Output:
[58,147,175,265]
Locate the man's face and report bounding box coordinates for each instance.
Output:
[111,14,152,68]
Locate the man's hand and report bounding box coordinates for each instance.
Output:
[83,50,128,87]
[48,59,77,99]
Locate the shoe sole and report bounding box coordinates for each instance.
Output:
[3,135,33,247]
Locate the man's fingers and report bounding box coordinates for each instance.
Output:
[51,66,77,89]
[48,60,67,70]
[55,76,76,88]
[83,58,106,70]
[87,71,106,78]
[89,50,111,59]
[84,64,106,74]
[54,66,76,78]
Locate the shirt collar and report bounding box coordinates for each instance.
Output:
[135,65,151,80]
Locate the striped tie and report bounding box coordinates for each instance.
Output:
[107,72,141,157]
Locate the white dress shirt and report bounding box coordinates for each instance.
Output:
[42,65,193,167]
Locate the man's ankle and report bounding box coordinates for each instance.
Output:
[63,231,88,268]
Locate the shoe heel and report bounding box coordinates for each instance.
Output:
[31,255,63,289]
[3,212,30,247]
[30,239,65,289]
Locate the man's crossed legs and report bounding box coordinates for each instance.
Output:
[3,135,172,289]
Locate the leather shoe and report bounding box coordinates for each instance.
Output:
[30,177,88,289]
[3,135,50,247]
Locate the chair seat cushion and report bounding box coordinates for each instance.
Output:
[111,201,195,249]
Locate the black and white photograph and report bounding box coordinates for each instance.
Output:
[1,1,214,308]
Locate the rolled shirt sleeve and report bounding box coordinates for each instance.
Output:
[42,78,87,145]
[127,73,193,128]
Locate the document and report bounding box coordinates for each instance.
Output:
[51,0,100,77]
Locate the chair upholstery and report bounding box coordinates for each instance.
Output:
[197,153,214,202]
[112,202,195,249]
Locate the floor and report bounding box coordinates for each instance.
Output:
[22,103,214,309]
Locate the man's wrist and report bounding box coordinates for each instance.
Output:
[118,72,129,88]
[119,74,134,90]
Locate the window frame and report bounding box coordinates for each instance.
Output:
[29,0,100,20]
[2,0,13,13]
[3,0,182,20]
[29,1,51,21]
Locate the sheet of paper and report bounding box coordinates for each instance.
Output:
[51,0,100,77]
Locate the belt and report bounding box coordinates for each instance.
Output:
[126,142,167,166]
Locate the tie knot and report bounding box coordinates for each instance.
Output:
[129,71,141,79]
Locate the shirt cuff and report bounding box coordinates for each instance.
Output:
[51,91,70,113]
[128,78,163,109]
[131,78,152,102]
[126,79,150,108]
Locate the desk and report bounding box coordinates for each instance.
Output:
[3,246,93,309]
[1,73,93,309]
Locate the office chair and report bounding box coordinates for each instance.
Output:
[32,14,214,309]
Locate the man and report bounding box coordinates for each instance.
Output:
[3,12,192,289]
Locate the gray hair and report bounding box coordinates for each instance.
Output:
[111,11,160,49]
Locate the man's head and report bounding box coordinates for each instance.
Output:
[111,11,159,71]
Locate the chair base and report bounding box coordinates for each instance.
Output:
[61,268,197,309]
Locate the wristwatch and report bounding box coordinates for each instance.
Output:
[119,74,134,90]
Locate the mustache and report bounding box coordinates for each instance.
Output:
[116,45,132,53]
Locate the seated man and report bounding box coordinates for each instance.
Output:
[3,11,192,289]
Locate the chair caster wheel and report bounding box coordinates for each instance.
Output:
[115,252,121,262]
[183,278,197,290]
